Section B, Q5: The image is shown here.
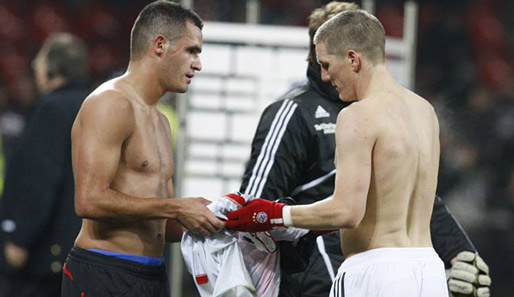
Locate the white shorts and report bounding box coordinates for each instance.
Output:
[329,247,449,297]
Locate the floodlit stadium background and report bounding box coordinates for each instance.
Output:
[0,0,512,296]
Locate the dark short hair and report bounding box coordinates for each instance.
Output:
[43,33,89,84]
[307,2,360,68]
[130,0,203,60]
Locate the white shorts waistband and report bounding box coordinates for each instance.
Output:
[340,247,439,271]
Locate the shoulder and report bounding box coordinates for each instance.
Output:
[264,84,323,117]
[81,82,134,119]
[78,82,135,136]
[411,90,436,112]
[406,91,439,128]
[336,101,378,138]
[337,100,374,123]
[282,83,326,108]
[414,93,440,128]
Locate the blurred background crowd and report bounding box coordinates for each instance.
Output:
[0,0,512,295]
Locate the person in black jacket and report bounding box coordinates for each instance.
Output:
[0,33,89,297]
[240,2,491,297]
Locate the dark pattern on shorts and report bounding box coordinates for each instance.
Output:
[61,246,169,297]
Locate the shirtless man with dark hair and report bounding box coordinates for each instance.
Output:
[61,2,224,296]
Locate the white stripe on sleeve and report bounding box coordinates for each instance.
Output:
[245,100,298,196]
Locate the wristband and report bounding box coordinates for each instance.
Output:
[282,205,294,227]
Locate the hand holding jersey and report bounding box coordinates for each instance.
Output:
[447,251,491,297]
[225,198,288,232]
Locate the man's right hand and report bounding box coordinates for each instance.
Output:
[176,197,225,236]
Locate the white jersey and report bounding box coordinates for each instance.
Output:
[181,193,309,297]
[181,193,256,297]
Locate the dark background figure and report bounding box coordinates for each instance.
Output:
[0,33,89,297]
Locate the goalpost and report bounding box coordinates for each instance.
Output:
[171,2,418,296]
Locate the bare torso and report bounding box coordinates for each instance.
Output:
[341,87,440,257]
[73,77,174,257]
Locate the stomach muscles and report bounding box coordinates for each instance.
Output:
[74,172,170,257]
[75,218,167,257]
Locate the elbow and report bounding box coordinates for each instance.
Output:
[74,193,98,219]
[335,209,364,229]
[74,199,90,218]
[344,216,362,229]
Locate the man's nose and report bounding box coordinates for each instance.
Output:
[193,57,202,71]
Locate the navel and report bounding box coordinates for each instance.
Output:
[142,160,149,167]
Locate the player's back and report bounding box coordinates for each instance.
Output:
[341,86,440,257]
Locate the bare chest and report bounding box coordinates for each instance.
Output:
[122,109,174,179]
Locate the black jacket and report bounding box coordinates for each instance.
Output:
[240,65,475,297]
[0,84,88,277]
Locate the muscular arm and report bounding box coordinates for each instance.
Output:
[73,93,222,236]
[290,106,374,229]
[74,93,173,220]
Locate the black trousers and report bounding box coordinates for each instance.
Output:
[279,237,345,297]
[0,274,61,297]
[62,246,169,297]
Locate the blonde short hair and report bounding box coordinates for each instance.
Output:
[307,2,360,65]
[314,9,386,65]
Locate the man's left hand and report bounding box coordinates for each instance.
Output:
[447,251,491,297]
[226,198,286,232]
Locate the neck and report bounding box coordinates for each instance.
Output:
[356,64,397,101]
[125,58,164,106]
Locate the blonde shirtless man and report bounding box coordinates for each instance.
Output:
[226,9,448,297]
[61,2,224,297]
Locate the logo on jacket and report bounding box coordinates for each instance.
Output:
[254,212,268,224]
[314,123,336,134]
[315,105,330,118]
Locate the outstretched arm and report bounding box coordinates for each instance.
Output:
[227,106,374,232]
[287,106,374,229]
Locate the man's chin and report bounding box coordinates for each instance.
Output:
[338,92,356,102]
[169,86,188,94]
